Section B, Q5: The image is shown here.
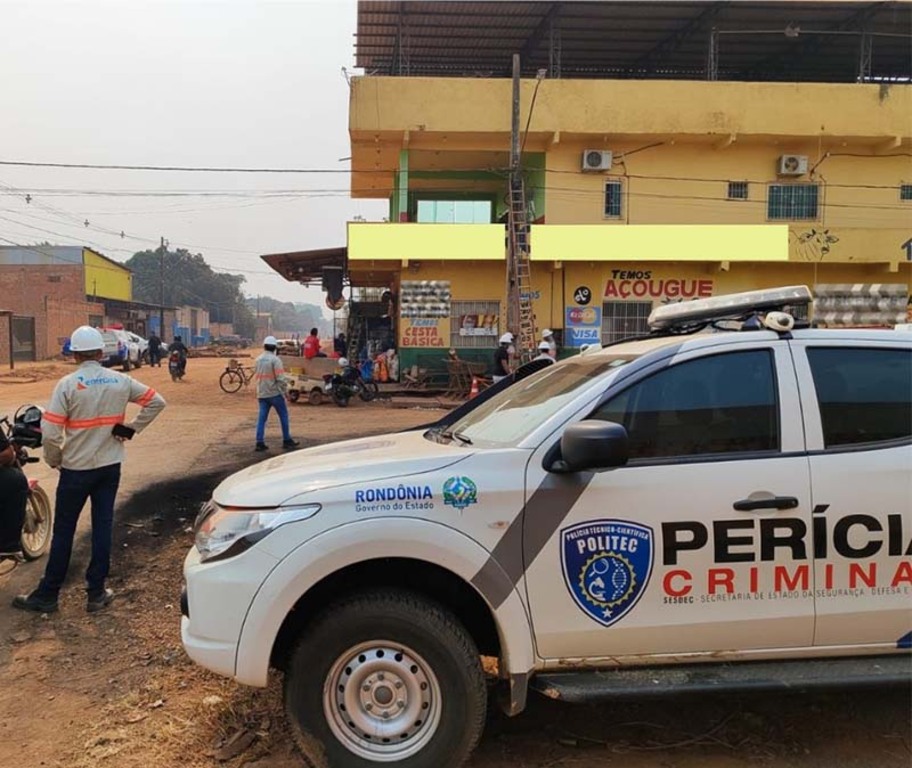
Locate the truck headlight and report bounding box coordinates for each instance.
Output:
[195,504,321,563]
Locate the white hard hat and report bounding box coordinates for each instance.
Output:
[338,357,349,367]
[263,335,278,347]
[499,332,514,344]
[538,340,551,351]
[542,328,554,338]
[70,326,105,352]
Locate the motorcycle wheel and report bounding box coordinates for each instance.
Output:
[219,370,243,393]
[288,390,300,403]
[332,389,350,408]
[21,485,53,560]
[359,380,380,402]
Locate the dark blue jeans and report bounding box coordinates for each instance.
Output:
[256,395,291,444]
[0,466,27,553]
[37,463,121,599]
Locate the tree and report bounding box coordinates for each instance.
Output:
[126,248,255,338]
[245,296,328,336]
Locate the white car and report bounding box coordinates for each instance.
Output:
[126,331,149,362]
[181,287,911,768]
[99,328,142,371]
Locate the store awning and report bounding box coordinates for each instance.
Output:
[260,247,347,284]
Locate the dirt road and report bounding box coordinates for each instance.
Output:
[0,358,908,768]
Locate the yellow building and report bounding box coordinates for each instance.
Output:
[83,247,132,302]
[268,2,912,373]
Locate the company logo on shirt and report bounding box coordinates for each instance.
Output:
[76,374,120,388]
[561,520,654,628]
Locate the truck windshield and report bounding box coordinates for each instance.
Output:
[443,355,634,448]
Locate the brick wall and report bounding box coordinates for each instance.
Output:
[46,297,106,358]
[0,312,10,368]
[0,265,105,359]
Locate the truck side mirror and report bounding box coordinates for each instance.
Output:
[556,421,629,472]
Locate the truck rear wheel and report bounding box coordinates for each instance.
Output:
[284,590,486,768]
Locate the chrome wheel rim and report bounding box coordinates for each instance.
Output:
[22,491,50,554]
[323,641,442,762]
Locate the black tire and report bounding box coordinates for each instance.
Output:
[122,357,132,372]
[308,389,323,406]
[288,390,301,403]
[332,389,350,408]
[359,380,379,402]
[219,370,243,394]
[284,591,486,768]
[20,485,53,560]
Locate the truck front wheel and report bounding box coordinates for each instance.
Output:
[284,590,486,768]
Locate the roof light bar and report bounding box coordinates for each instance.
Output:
[648,285,812,331]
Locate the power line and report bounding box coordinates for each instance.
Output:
[0,159,373,173]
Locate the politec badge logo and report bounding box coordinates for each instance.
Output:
[442,476,478,511]
[561,520,654,627]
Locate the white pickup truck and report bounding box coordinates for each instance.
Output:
[181,286,911,768]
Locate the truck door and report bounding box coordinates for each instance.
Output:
[523,342,816,661]
[791,340,912,648]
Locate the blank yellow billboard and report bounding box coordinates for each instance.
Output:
[348,223,505,261]
[531,225,789,262]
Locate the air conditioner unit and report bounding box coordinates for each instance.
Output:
[777,154,809,176]
[582,149,613,172]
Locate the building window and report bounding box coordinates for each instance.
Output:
[451,300,500,349]
[604,181,623,218]
[727,181,749,200]
[602,301,652,344]
[900,184,912,201]
[591,350,779,459]
[807,347,911,449]
[767,183,819,220]
[416,200,492,224]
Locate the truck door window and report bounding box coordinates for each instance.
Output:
[592,350,779,460]
[807,347,912,449]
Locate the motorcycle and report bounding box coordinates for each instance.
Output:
[322,360,379,408]
[0,406,54,564]
[168,350,187,382]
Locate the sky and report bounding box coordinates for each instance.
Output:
[0,0,385,312]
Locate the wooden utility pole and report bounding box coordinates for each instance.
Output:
[506,53,521,340]
[158,236,166,339]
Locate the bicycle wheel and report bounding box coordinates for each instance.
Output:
[21,485,53,560]
[220,370,244,393]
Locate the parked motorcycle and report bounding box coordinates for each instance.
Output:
[168,350,186,382]
[322,358,379,408]
[0,406,53,562]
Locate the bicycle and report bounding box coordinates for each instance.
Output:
[0,409,54,567]
[219,359,256,394]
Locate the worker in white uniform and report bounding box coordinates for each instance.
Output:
[541,328,558,356]
[533,340,556,364]
[12,326,166,614]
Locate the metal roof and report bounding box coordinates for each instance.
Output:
[260,248,347,284]
[356,1,912,82]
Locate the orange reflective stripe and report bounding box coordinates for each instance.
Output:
[256,373,277,380]
[66,414,125,430]
[135,387,157,406]
[43,412,67,425]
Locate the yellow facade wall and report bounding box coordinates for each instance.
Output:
[350,78,911,141]
[83,248,132,301]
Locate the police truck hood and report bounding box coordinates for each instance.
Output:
[212,430,471,508]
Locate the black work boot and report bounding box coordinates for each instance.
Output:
[255,442,268,452]
[87,588,114,613]
[282,439,300,450]
[12,590,59,614]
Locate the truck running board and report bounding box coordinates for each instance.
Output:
[530,655,912,703]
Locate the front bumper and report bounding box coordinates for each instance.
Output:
[180,544,277,684]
